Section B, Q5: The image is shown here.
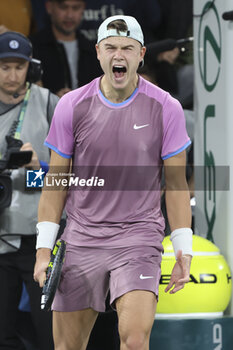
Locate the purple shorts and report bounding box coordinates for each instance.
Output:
[52,244,161,312]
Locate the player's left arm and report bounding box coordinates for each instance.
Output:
[164,150,192,294]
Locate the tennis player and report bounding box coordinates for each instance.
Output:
[34,15,193,350]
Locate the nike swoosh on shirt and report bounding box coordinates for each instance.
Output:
[133,124,149,130]
[139,274,154,280]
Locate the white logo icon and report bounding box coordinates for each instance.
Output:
[140,274,154,280]
[9,40,19,49]
[133,123,149,130]
[26,168,45,188]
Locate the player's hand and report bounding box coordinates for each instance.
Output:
[165,250,192,294]
[34,248,51,288]
[20,142,40,169]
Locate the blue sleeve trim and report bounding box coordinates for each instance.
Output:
[44,141,72,159]
[39,160,49,174]
[162,140,191,160]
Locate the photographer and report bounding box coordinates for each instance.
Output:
[0,31,58,349]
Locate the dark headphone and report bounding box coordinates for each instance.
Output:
[25,34,43,83]
[27,58,43,83]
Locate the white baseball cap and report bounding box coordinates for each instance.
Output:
[97,15,144,46]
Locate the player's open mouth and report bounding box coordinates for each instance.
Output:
[112,65,127,79]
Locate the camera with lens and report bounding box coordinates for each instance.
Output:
[0,135,32,210]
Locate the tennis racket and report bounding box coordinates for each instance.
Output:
[41,239,66,311]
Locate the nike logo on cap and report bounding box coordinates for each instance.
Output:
[140,274,154,280]
[133,123,149,130]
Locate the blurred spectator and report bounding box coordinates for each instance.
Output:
[80,0,161,44]
[30,0,102,97]
[0,31,58,350]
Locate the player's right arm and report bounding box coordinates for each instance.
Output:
[34,150,71,287]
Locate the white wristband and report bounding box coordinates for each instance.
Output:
[170,228,193,258]
[36,221,60,250]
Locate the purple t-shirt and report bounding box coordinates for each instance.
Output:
[45,76,190,251]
